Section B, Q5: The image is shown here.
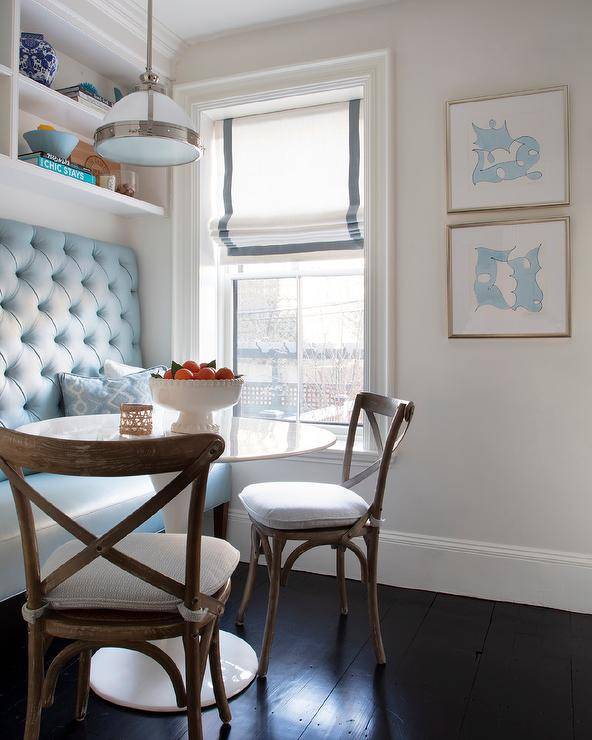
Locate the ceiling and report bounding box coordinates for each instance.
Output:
[151,0,393,44]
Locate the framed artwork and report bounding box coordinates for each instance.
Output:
[446,86,569,212]
[447,217,570,338]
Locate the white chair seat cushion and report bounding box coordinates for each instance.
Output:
[239,482,369,530]
[41,533,239,612]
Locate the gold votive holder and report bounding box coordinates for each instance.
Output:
[119,403,153,436]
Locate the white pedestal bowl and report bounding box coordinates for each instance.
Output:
[149,377,243,433]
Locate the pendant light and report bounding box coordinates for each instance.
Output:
[94,0,202,166]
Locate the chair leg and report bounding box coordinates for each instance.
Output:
[336,545,348,615]
[24,622,44,740]
[183,624,203,740]
[213,502,229,539]
[259,535,274,582]
[209,622,231,724]
[236,525,260,626]
[199,621,216,684]
[258,535,284,678]
[75,649,91,721]
[365,528,386,664]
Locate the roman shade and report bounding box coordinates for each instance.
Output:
[209,99,364,261]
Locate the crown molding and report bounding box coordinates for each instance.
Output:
[183,0,395,45]
[85,0,188,60]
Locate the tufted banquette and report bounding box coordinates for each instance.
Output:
[0,217,230,601]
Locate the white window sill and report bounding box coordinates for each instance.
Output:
[287,440,379,466]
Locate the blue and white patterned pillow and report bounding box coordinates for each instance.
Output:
[59,370,152,416]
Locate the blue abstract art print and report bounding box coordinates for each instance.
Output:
[472,120,542,185]
[447,87,569,212]
[474,244,543,313]
[448,218,570,337]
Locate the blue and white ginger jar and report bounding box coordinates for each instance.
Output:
[20,33,59,87]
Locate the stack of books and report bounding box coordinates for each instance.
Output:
[57,85,113,115]
[19,151,96,185]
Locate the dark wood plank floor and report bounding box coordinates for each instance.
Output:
[1,563,590,739]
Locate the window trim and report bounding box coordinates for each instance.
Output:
[172,51,391,452]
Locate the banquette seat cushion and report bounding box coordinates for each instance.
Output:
[0,217,231,601]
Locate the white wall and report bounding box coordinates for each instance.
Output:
[0,183,124,244]
[126,216,173,367]
[171,0,592,613]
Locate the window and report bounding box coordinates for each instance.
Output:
[208,97,365,427]
[233,260,364,424]
[173,52,390,449]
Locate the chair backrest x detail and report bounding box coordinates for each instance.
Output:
[342,392,414,525]
[0,429,225,618]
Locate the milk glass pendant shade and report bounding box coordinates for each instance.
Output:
[95,90,201,166]
[94,0,202,166]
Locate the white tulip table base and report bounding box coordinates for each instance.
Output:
[89,631,258,711]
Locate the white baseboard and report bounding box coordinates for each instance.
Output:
[227,509,592,614]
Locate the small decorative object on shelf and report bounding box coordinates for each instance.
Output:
[79,82,100,97]
[57,84,114,113]
[20,33,59,87]
[19,152,96,184]
[119,403,153,436]
[84,154,110,181]
[99,174,116,191]
[20,126,96,185]
[23,124,79,159]
[117,169,137,197]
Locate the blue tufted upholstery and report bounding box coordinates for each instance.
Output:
[0,217,233,602]
[0,217,141,429]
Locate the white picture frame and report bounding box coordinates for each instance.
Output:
[447,217,570,338]
[446,86,570,213]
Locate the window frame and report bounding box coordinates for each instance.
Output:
[172,51,391,452]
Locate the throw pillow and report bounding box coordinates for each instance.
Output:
[59,370,152,416]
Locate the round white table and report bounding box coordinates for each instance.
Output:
[18,410,336,712]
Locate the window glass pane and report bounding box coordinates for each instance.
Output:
[233,272,364,425]
[300,275,364,424]
[234,277,298,420]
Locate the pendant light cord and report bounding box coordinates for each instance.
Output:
[145,0,155,121]
[139,0,161,91]
[146,0,153,77]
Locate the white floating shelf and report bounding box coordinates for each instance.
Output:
[0,155,165,217]
[0,63,11,77]
[21,0,147,88]
[19,75,105,141]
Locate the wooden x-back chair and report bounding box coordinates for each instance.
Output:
[0,429,235,740]
[236,392,414,676]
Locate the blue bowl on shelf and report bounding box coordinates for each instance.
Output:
[23,130,79,159]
